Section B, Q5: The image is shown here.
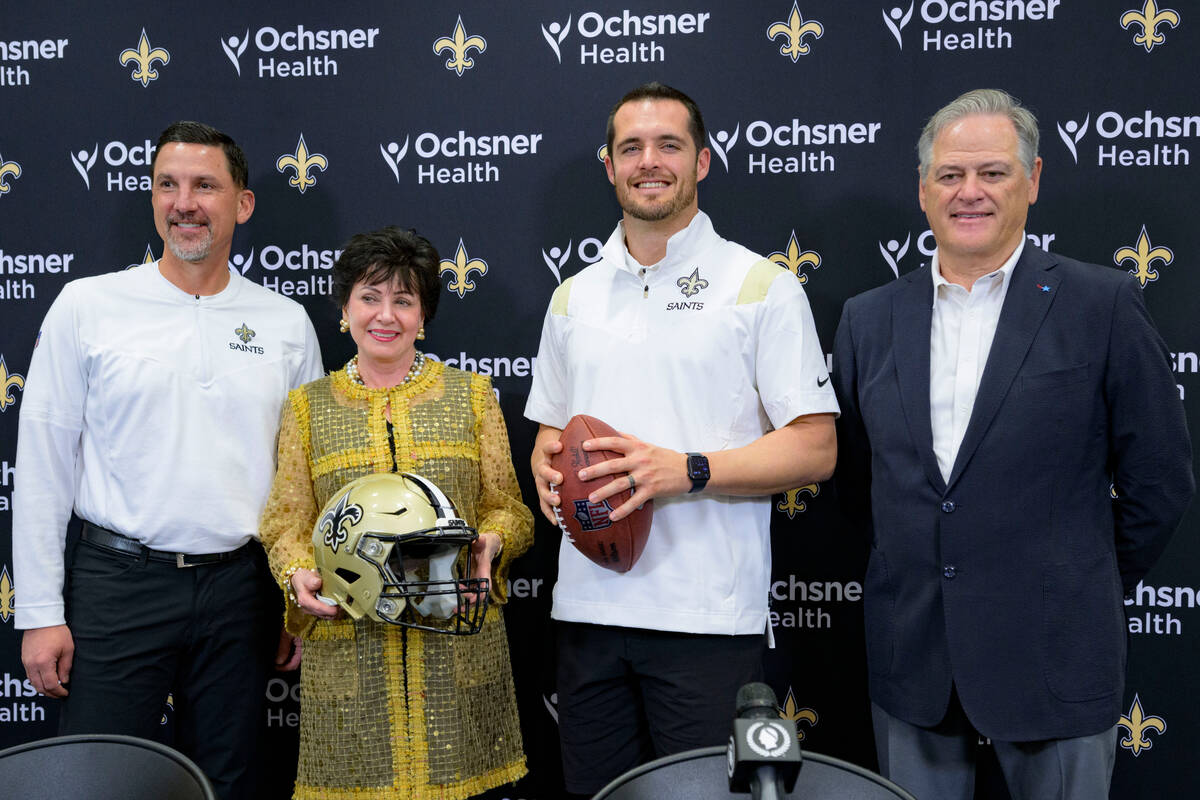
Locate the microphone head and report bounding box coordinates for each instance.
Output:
[735,681,779,719]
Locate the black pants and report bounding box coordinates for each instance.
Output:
[556,621,766,795]
[61,535,280,800]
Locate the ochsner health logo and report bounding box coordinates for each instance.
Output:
[882,3,916,49]
[1057,108,1197,167]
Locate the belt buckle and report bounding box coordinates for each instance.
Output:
[176,553,197,569]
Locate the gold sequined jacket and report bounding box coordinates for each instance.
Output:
[260,362,533,800]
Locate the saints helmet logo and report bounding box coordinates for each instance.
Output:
[433,15,487,76]
[1114,225,1173,288]
[318,493,363,554]
[0,154,22,196]
[767,2,824,62]
[234,323,256,344]
[769,231,821,285]
[276,134,328,194]
[1120,1,1180,52]
[119,28,171,87]
[1118,693,1166,756]
[0,355,25,413]
[780,687,819,742]
[440,239,488,298]
[677,268,709,298]
[0,566,14,624]
[777,484,819,518]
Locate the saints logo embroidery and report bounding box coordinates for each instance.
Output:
[234,323,255,344]
[318,494,362,553]
[677,268,709,298]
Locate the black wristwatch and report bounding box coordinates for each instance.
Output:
[686,452,710,494]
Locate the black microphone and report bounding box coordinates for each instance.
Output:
[726,682,802,799]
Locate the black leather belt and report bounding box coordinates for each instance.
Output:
[81,522,252,568]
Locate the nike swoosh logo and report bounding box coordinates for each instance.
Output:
[817,375,829,387]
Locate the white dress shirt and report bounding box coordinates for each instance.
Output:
[929,239,1026,482]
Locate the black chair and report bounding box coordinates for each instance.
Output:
[0,733,217,800]
[593,745,916,799]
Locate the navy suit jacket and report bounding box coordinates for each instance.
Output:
[833,245,1193,741]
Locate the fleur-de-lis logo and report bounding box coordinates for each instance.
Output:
[779,687,819,742]
[276,134,328,194]
[433,15,487,76]
[767,2,824,62]
[0,153,21,196]
[0,566,14,624]
[127,244,157,270]
[119,28,171,87]
[777,484,819,518]
[318,494,363,554]
[0,355,26,413]
[161,692,174,726]
[769,231,821,284]
[677,267,709,298]
[1118,694,1166,756]
[440,239,489,298]
[1120,1,1180,52]
[1114,225,1173,288]
[235,323,256,344]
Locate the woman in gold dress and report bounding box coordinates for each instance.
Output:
[259,226,533,800]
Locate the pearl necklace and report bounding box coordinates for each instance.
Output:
[345,351,426,387]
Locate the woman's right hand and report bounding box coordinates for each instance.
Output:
[290,567,343,619]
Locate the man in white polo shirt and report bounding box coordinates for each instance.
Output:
[14,121,322,800]
[525,82,839,797]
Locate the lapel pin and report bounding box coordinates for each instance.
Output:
[1036,283,1051,293]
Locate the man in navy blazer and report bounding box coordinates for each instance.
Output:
[833,89,1193,799]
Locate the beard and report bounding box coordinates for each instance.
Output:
[165,222,214,263]
[615,172,698,223]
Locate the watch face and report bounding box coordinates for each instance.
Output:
[688,455,709,480]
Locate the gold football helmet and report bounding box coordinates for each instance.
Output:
[311,472,488,634]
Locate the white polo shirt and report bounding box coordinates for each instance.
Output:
[525,211,839,635]
[14,262,323,629]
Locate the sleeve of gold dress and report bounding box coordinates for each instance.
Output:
[472,375,534,604]
[259,392,320,637]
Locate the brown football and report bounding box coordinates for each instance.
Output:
[549,414,653,573]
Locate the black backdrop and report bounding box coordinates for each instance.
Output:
[1,2,1197,798]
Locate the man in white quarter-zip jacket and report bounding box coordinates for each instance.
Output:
[525,82,839,797]
[13,121,322,800]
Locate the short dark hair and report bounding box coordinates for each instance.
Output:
[151,121,250,189]
[606,81,707,155]
[331,227,442,324]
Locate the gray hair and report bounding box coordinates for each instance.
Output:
[917,89,1039,180]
